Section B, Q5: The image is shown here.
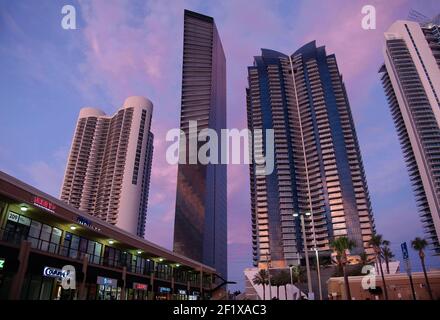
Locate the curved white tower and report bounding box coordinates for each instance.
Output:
[380,18,440,254]
[61,96,154,237]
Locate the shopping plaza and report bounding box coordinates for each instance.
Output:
[0,171,221,300]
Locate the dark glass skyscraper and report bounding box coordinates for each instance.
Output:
[173,10,227,279]
[246,42,375,268]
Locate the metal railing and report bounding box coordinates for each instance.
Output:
[0,227,208,287]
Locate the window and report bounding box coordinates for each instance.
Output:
[28,220,42,249]
[69,234,80,259]
[39,224,52,251]
[93,242,102,265]
[49,228,62,253]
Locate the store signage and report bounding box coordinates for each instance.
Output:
[97,276,118,287]
[33,196,56,213]
[7,212,31,226]
[133,283,148,290]
[401,242,409,260]
[43,266,70,279]
[159,287,171,293]
[178,290,187,295]
[7,211,19,223]
[18,215,31,226]
[77,216,101,232]
[0,258,5,270]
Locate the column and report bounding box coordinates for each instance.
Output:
[9,240,31,300]
[121,266,127,300]
[77,254,89,300]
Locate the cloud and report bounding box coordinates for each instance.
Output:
[21,146,68,197]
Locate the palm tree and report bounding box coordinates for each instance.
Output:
[359,252,371,266]
[369,234,389,300]
[411,237,434,300]
[271,272,282,299]
[330,236,356,300]
[277,270,291,300]
[252,269,269,300]
[290,265,303,300]
[382,246,394,274]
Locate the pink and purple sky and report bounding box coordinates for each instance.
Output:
[1,0,440,291]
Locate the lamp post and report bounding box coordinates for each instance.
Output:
[293,211,313,298]
[289,265,301,300]
[289,265,294,300]
[265,254,272,300]
[314,247,323,300]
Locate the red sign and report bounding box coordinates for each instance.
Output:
[133,283,148,290]
[33,196,56,213]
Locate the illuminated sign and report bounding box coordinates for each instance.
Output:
[7,212,31,226]
[178,290,187,295]
[0,258,5,270]
[43,267,70,279]
[77,216,101,232]
[159,287,171,293]
[18,215,31,226]
[33,196,56,213]
[7,211,19,223]
[133,283,148,290]
[97,276,118,288]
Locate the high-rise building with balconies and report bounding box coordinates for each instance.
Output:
[246,42,375,268]
[379,15,440,254]
[61,96,154,238]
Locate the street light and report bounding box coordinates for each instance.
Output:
[314,246,323,300]
[293,211,313,299]
[265,254,273,300]
[289,265,301,300]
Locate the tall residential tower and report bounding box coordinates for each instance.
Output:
[246,42,375,268]
[173,10,227,279]
[61,96,154,238]
[380,15,440,254]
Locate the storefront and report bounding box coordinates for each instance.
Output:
[96,276,120,300]
[155,286,171,300]
[127,282,149,300]
[19,265,77,300]
[0,171,218,300]
[175,289,188,300]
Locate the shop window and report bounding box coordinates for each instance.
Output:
[28,220,42,249]
[93,242,102,265]
[69,234,80,259]
[49,228,62,254]
[39,224,52,251]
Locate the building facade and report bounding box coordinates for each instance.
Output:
[328,271,440,300]
[173,10,227,280]
[0,171,215,300]
[246,42,375,268]
[61,96,154,238]
[379,17,440,254]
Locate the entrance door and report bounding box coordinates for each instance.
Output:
[97,285,121,300]
[54,283,76,300]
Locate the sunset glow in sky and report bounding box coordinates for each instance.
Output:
[1,0,440,290]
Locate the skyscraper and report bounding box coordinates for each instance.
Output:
[173,10,227,279]
[380,16,440,254]
[246,42,375,268]
[61,96,154,237]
